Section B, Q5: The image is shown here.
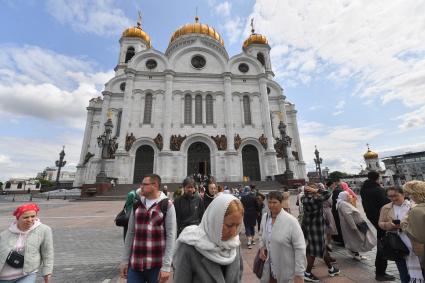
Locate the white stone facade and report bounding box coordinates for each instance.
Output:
[74,26,306,186]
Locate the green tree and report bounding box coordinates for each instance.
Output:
[328,171,348,182]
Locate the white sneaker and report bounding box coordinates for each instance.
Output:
[353,254,368,261]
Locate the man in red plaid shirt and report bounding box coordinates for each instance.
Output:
[120,174,177,283]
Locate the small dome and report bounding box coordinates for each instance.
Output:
[169,16,224,46]
[243,33,268,50]
[121,18,152,48]
[364,149,378,160]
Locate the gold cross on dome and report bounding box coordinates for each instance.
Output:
[251,18,255,34]
[137,10,142,27]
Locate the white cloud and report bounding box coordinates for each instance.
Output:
[215,2,231,17]
[0,134,83,181]
[45,0,132,37]
[299,120,384,173]
[333,100,346,116]
[212,1,244,45]
[251,0,425,130]
[0,45,113,129]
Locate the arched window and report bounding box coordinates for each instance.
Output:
[195,95,202,124]
[184,95,192,124]
[125,47,135,63]
[36,183,40,189]
[5,182,11,189]
[143,93,153,124]
[17,182,23,189]
[243,95,252,125]
[257,52,265,66]
[206,94,213,124]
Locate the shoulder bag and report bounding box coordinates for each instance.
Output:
[380,231,409,261]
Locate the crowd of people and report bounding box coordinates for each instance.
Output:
[1,171,424,283]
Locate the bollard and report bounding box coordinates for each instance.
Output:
[63,191,67,200]
[47,192,50,201]
[29,193,33,201]
[12,194,15,202]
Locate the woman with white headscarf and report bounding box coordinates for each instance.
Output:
[337,191,376,260]
[173,194,244,283]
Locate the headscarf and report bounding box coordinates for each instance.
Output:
[13,203,40,220]
[336,191,350,209]
[175,194,241,265]
[339,182,357,199]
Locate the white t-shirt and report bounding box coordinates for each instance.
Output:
[145,197,160,210]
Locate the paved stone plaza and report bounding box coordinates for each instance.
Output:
[0,195,400,283]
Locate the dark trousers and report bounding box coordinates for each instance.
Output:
[127,267,160,283]
[376,235,388,275]
[395,258,410,283]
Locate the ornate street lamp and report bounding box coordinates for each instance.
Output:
[278,121,294,180]
[96,115,117,183]
[55,146,66,190]
[314,145,323,182]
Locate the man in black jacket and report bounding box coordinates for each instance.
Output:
[174,177,205,236]
[360,171,394,281]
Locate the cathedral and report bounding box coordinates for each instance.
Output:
[74,15,306,186]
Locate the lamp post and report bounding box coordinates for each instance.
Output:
[55,146,66,190]
[314,145,323,182]
[278,121,294,180]
[96,117,116,183]
[391,156,403,186]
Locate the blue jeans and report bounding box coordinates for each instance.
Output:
[0,273,36,283]
[395,258,410,283]
[127,266,160,283]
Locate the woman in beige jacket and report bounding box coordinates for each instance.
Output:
[379,186,423,283]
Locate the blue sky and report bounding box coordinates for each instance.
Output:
[1,0,425,181]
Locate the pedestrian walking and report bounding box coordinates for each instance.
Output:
[258,191,306,283]
[241,186,259,248]
[120,174,177,283]
[204,179,218,209]
[337,192,376,260]
[173,194,244,283]
[380,186,424,282]
[174,177,205,236]
[360,171,395,281]
[302,183,340,282]
[402,181,425,276]
[0,203,54,283]
[321,182,338,253]
[123,188,137,241]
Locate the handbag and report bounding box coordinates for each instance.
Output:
[381,232,409,261]
[114,206,130,227]
[253,249,265,279]
[356,221,369,234]
[6,250,24,268]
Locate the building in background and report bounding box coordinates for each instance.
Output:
[3,178,41,192]
[382,151,425,183]
[74,15,306,186]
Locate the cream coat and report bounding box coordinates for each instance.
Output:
[259,209,306,283]
[337,201,376,252]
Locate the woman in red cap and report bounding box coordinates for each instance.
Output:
[0,203,53,283]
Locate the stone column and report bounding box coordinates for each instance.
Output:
[117,70,135,152]
[163,71,174,150]
[258,76,274,151]
[223,73,235,151]
[78,106,95,165]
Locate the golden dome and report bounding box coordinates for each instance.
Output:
[169,16,224,46]
[121,14,152,48]
[243,33,268,50]
[364,149,378,160]
[243,19,268,50]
